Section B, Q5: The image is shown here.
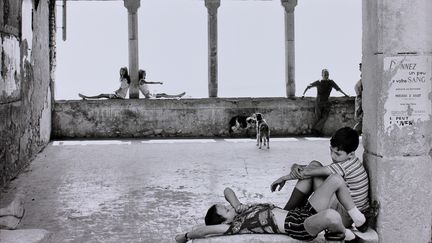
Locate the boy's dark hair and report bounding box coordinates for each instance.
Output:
[330,127,359,153]
[205,204,226,225]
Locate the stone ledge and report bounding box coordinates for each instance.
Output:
[0,229,52,243]
[191,228,378,243]
[192,232,326,243]
[53,97,355,138]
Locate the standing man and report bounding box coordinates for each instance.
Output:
[353,63,363,134]
[302,69,349,136]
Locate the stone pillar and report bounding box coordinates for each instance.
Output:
[362,1,432,242]
[205,0,220,98]
[124,0,140,99]
[281,0,297,98]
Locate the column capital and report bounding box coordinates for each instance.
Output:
[124,0,140,13]
[281,0,297,12]
[205,0,220,14]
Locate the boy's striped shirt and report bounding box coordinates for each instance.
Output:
[326,156,370,212]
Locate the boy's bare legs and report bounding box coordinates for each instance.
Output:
[304,209,345,236]
[155,92,186,98]
[78,93,112,100]
[308,174,365,228]
[284,161,323,210]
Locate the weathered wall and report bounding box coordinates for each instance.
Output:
[362,0,432,242]
[52,97,354,138]
[0,0,53,188]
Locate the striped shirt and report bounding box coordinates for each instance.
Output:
[326,156,370,212]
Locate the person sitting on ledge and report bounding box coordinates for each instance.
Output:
[0,195,25,230]
[78,67,130,100]
[138,69,186,99]
[175,178,367,243]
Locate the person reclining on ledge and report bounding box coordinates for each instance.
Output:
[79,67,130,100]
[175,179,367,242]
[138,69,186,99]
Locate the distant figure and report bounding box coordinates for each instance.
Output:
[302,69,349,136]
[353,63,363,134]
[79,67,130,100]
[138,69,186,99]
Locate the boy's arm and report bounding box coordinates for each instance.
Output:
[175,224,229,243]
[270,164,306,192]
[224,188,248,213]
[300,166,332,178]
[224,187,241,208]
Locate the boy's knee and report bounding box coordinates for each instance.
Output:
[309,160,323,167]
[328,173,344,185]
[322,209,342,226]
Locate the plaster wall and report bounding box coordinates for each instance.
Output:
[0,0,52,188]
[362,0,432,242]
[52,97,354,138]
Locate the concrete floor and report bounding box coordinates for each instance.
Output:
[0,137,363,243]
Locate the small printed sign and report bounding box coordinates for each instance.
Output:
[383,55,432,133]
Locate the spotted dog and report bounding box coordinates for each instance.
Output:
[229,116,249,135]
[247,113,270,149]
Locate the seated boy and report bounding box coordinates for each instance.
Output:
[270,127,372,230]
[175,175,367,243]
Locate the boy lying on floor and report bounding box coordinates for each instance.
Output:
[175,176,367,242]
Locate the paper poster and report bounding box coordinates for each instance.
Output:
[383,55,432,133]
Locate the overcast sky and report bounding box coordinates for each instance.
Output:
[55,0,361,100]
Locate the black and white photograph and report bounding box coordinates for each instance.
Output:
[0,0,431,242]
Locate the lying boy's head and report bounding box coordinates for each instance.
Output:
[329,127,359,162]
[330,127,359,153]
[205,204,236,225]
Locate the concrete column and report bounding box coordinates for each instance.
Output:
[124,0,140,99]
[281,0,297,98]
[362,1,432,242]
[205,0,220,98]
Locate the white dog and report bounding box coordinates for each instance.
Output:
[247,113,270,149]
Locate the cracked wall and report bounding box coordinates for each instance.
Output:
[0,0,53,188]
[52,97,355,139]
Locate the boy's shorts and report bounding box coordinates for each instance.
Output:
[284,202,317,241]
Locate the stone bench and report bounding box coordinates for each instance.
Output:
[0,229,52,243]
[192,228,378,243]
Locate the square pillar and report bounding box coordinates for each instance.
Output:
[124,0,140,99]
[362,1,432,242]
[281,0,297,98]
[205,0,220,98]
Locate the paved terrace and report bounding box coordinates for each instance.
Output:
[0,137,364,242]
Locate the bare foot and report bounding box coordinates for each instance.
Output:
[78,93,87,100]
[0,197,25,218]
[0,216,21,230]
